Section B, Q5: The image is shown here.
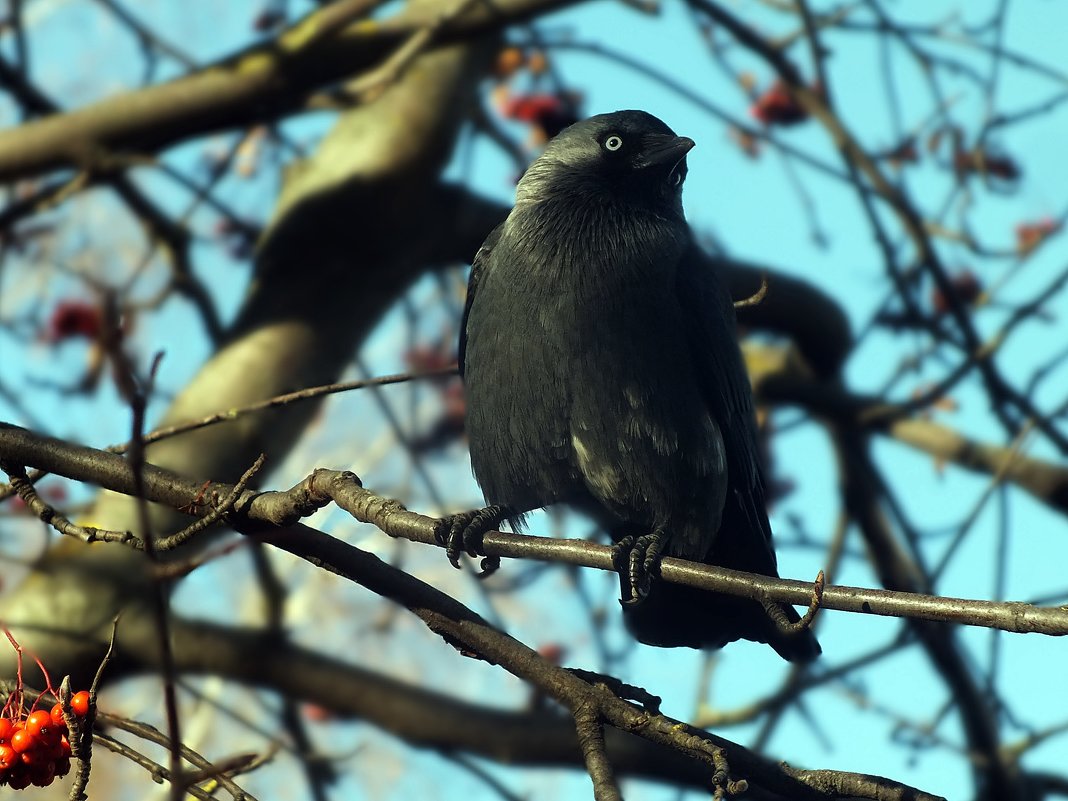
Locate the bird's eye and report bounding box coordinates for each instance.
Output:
[603,135,624,152]
[670,169,683,188]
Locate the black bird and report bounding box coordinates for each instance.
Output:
[444,110,819,662]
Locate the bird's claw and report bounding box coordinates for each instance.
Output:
[478,556,501,577]
[613,530,668,606]
[436,513,470,569]
[435,505,513,575]
[612,535,636,601]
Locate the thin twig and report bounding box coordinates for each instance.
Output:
[732,274,769,309]
[153,454,266,551]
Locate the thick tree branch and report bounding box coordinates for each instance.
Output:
[0,0,580,182]
[720,255,853,379]
[753,361,1068,516]
[97,585,939,800]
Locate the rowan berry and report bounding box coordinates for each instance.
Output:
[24,710,55,741]
[7,770,31,789]
[0,717,13,745]
[70,691,91,717]
[0,743,16,770]
[10,729,36,754]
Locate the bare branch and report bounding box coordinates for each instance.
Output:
[2,424,1065,637]
[0,0,582,182]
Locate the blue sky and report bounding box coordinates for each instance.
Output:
[2,1,1068,799]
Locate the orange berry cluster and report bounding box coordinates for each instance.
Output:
[0,691,89,789]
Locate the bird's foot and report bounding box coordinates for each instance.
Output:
[435,504,515,576]
[612,528,668,606]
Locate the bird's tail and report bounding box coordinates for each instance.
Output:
[712,489,822,663]
[621,582,820,662]
[617,496,822,662]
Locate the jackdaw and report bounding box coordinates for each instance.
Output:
[441,110,820,663]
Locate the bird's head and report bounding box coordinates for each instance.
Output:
[515,110,694,218]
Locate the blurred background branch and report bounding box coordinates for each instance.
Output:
[1,1,1066,800]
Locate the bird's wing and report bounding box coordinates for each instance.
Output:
[459,223,504,379]
[675,244,822,662]
[675,241,777,568]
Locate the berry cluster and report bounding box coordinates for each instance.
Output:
[0,691,89,789]
[749,80,824,127]
[491,46,583,146]
[46,300,102,342]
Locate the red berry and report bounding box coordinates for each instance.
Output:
[537,643,566,664]
[19,747,45,766]
[495,46,524,77]
[42,735,65,760]
[502,93,563,124]
[0,718,12,745]
[7,769,31,789]
[931,270,982,314]
[1016,218,1060,253]
[70,691,91,717]
[58,736,72,758]
[29,761,55,786]
[751,81,808,126]
[0,743,15,770]
[24,710,55,740]
[50,703,67,730]
[500,93,581,138]
[10,729,37,754]
[47,300,102,342]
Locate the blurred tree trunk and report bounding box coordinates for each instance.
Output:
[1,35,500,686]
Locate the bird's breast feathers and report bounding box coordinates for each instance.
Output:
[502,199,688,295]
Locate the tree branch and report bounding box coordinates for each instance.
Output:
[753,362,1068,516]
[0,0,581,182]
[2,423,1066,637]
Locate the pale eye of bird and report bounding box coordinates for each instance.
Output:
[670,169,683,187]
[603,135,624,152]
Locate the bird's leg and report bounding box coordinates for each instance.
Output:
[613,527,669,606]
[435,504,516,575]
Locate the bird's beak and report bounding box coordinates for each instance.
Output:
[637,135,695,171]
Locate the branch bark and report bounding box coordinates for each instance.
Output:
[752,356,1068,516]
[0,34,501,702]
[0,0,579,182]
[3,423,1066,637]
